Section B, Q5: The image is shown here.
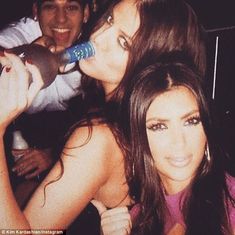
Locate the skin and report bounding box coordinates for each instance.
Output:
[146,86,207,195]
[12,0,89,180]
[92,199,132,235]
[79,0,140,94]
[96,86,207,235]
[0,0,139,230]
[33,0,89,50]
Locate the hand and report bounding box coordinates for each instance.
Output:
[91,200,132,235]
[12,148,54,179]
[0,52,43,134]
[33,35,65,53]
[33,36,69,73]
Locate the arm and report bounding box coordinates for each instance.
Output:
[0,17,41,48]
[0,18,80,113]
[23,124,119,229]
[0,52,43,228]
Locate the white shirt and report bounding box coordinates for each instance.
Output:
[0,17,82,113]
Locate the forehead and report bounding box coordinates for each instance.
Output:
[147,86,198,119]
[113,0,140,39]
[38,0,83,5]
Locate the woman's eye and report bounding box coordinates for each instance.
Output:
[185,116,201,126]
[118,36,129,50]
[106,14,114,25]
[147,123,167,132]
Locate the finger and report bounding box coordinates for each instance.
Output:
[17,161,37,176]
[111,227,130,235]
[101,207,129,218]
[0,52,11,69]
[4,52,29,80]
[91,199,107,216]
[25,61,43,107]
[102,220,131,235]
[25,169,41,179]
[13,150,34,165]
[102,212,132,228]
[4,52,29,110]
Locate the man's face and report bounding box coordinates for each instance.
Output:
[35,0,89,48]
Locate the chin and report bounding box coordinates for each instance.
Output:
[169,171,194,183]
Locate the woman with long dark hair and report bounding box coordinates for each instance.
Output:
[0,0,206,232]
[96,54,235,235]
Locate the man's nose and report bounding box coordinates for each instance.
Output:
[55,8,67,24]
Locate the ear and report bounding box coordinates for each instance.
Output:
[32,3,39,21]
[83,4,90,23]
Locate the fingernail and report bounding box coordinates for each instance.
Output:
[26,59,33,65]
[6,66,11,73]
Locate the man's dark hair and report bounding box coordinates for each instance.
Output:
[35,0,90,9]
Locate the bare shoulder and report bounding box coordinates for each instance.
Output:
[62,124,122,167]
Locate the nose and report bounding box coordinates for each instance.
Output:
[55,8,67,24]
[170,126,186,151]
[92,25,113,51]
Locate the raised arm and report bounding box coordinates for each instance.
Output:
[0,52,43,228]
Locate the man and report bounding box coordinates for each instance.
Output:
[0,0,90,206]
[0,0,90,112]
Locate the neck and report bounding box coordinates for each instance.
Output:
[161,177,193,195]
[102,81,118,101]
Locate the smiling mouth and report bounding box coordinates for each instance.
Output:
[52,28,70,33]
[167,156,192,168]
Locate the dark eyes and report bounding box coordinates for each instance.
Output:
[147,116,201,132]
[105,14,130,51]
[41,3,80,12]
[41,3,55,11]
[147,123,167,132]
[118,36,129,50]
[184,116,201,126]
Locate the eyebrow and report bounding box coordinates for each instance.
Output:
[146,109,200,123]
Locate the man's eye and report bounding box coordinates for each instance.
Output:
[66,5,80,12]
[42,4,56,11]
[185,116,201,126]
[147,123,167,132]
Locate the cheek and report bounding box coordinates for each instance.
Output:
[105,52,128,81]
[189,127,207,151]
[147,133,166,163]
[70,16,84,30]
[192,132,207,163]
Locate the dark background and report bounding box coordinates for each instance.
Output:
[0,0,235,164]
[0,0,235,30]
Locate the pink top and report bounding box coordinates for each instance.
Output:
[130,174,235,234]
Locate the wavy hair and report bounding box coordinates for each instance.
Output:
[126,53,234,235]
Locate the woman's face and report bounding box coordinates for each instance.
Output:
[146,86,207,194]
[79,0,140,94]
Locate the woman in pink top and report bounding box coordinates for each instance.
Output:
[94,52,235,235]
